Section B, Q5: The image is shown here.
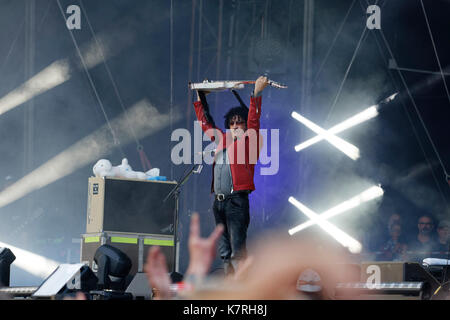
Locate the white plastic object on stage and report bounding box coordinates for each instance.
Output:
[189,79,288,92]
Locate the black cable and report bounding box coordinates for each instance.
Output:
[231,90,248,110]
[197,91,217,127]
[431,240,450,299]
[442,240,450,286]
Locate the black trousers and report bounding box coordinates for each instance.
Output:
[213,192,250,274]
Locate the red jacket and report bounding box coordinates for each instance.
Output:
[193,96,262,193]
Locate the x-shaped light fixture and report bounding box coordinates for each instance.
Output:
[289,186,383,235]
[291,111,360,160]
[288,196,363,253]
[288,185,384,253]
[291,93,398,160]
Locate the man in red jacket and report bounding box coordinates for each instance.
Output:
[193,76,268,276]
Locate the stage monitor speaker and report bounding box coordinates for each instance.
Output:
[361,262,439,282]
[360,261,440,299]
[81,232,175,276]
[86,177,177,235]
[32,263,98,299]
[125,272,152,300]
[124,272,184,300]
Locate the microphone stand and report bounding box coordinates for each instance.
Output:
[163,164,203,273]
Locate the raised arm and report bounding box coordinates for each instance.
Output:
[193,90,223,142]
[247,76,268,130]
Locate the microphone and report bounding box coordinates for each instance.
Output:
[196,149,216,157]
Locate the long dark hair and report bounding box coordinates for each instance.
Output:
[224,106,249,129]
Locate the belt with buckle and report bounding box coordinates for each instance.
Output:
[215,193,226,201]
[215,191,249,202]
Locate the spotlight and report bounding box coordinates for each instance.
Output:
[0,248,15,287]
[288,197,362,254]
[94,245,132,291]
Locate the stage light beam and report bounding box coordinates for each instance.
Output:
[291,112,360,160]
[0,60,71,116]
[0,29,134,117]
[0,100,178,209]
[0,241,59,279]
[288,197,362,254]
[288,186,384,235]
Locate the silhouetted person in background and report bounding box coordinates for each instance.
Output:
[407,215,438,262]
[366,212,402,256]
[432,220,450,259]
[388,213,401,230]
[376,222,407,261]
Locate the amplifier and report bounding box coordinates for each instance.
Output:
[86,177,177,234]
[335,282,424,300]
[80,232,175,276]
[357,261,441,299]
[360,261,440,284]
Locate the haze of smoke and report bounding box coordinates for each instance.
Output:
[0,99,180,209]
